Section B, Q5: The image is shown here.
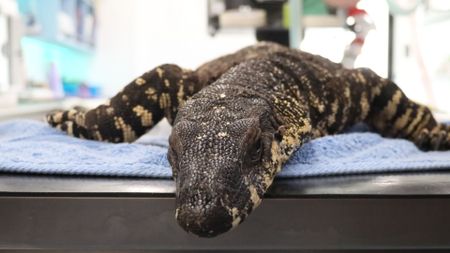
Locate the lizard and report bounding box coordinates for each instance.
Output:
[46,41,450,237]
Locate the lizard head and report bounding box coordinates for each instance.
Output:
[168,92,281,237]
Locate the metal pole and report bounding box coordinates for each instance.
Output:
[388,14,394,80]
[288,0,302,48]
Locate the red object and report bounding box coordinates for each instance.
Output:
[352,37,365,45]
[347,7,367,17]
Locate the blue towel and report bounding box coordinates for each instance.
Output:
[0,119,449,178]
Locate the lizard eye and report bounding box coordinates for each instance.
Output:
[245,128,263,164]
[249,138,263,163]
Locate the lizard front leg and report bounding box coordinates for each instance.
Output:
[47,64,200,142]
[46,43,289,142]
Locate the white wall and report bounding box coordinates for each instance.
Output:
[301,0,389,78]
[392,6,450,112]
[89,0,256,96]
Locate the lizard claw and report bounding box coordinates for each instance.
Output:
[46,110,66,127]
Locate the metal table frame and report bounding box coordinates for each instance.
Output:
[1,172,450,252]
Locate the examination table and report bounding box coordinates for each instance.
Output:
[1,172,450,252]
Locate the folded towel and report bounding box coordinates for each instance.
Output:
[0,119,449,178]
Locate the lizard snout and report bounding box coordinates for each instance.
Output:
[176,196,233,237]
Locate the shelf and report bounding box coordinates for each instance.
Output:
[0,98,105,121]
[24,34,95,54]
[302,15,345,27]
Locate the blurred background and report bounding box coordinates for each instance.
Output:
[1,0,450,121]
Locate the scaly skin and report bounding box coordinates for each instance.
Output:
[47,42,450,237]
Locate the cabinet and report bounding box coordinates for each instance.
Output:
[17,0,96,52]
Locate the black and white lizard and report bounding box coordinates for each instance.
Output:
[47,42,450,237]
